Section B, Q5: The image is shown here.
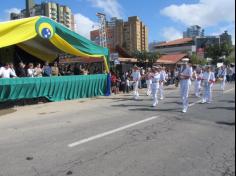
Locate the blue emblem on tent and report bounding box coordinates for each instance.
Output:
[41,28,52,39]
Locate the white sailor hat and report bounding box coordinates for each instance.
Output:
[182,58,190,62]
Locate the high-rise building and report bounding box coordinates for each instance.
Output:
[10,0,75,30]
[90,16,148,54]
[183,25,204,38]
[220,31,232,46]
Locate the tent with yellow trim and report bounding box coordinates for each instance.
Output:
[0,16,110,72]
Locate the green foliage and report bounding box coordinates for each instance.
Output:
[190,54,207,65]
[132,50,160,66]
[205,43,234,64]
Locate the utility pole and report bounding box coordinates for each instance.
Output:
[96,12,107,48]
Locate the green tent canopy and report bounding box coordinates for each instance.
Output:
[0,16,110,72]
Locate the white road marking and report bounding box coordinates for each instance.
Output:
[68,116,159,148]
[223,88,235,94]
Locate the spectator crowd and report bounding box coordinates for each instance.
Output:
[0,62,104,79]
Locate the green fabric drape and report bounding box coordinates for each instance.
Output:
[0,74,107,102]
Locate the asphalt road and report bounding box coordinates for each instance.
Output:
[0,83,235,176]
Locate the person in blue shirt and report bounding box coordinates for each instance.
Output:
[42,62,52,77]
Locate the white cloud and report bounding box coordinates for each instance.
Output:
[161,0,235,27]
[162,27,182,41]
[74,13,99,39]
[88,0,124,18]
[4,8,21,20]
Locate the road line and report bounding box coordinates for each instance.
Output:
[223,88,235,94]
[68,116,159,148]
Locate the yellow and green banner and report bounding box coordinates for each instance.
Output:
[0,16,110,72]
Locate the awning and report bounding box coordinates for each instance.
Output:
[157,53,188,64]
[0,16,110,72]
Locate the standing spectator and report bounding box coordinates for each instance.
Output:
[74,64,82,75]
[34,63,43,77]
[217,65,227,91]
[42,62,52,77]
[231,64,235,81]
[27,63,35,77]
[16,62,27,77]
[111,71,118,94]
[9,63,16,78]
[120,73,127,94]
[51,62,60,76]
[0,63,17,78]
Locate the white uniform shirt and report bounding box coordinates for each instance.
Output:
[194,70,203,81]
[203,71,215,85]
[131,71,141,82]
[181,66,193,79]
[217,68,227,78]
[27,68,35,77]
[160,71,167,82]
[0,67,17,78]
[151,72,161,89]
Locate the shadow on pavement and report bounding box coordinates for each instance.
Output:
[112,104,152,108]
[129,108,181,113]
[163,101,182,105]
[208,106,235,111]
[219,100,235,104]
[216,121,235,126]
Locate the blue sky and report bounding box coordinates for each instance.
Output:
[0,0,235,44]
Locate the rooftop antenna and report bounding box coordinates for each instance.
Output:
[96,12,107,47]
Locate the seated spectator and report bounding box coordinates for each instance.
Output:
[0,63,17,78]
[34,63,43,77]
[16,62,27,77]
[27,63,35,77]
[51,62,60,76]
[42,62,52,77]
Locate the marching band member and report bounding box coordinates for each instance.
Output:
[217,65,227,91]
[151,66,161,107]
[179,58,193,113]
[201,66,215,104]
[159,67,167,100]
[131,65,141,100]
[145,68,152,96]
[193,67,203,97]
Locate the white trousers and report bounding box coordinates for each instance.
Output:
[133,81,139,99]
[194,80,201,97]
[159,82,164,99]
[202,83,213,103]
[146,80,152,96]
[220,78,226,90]
[152,84,159,106]
[180,80,191,110]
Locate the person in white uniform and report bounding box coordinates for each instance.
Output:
[145,68,152,96]
[151,66,161,107]
[159,67,167,100]
[131,65,141,100]
[193,67,203,97]
[201,66,215,104]
[217,65,227,91]
[0,63,17,78]
[179,59,193,113]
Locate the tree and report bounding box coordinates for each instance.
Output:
[147,52,160,66]
[132,50,161,68]
[205,43,234,64]
[190,54,207,65]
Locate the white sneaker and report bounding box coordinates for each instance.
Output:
[160,97,164,100]
[201,100,206,104]
[182,109,187,113]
